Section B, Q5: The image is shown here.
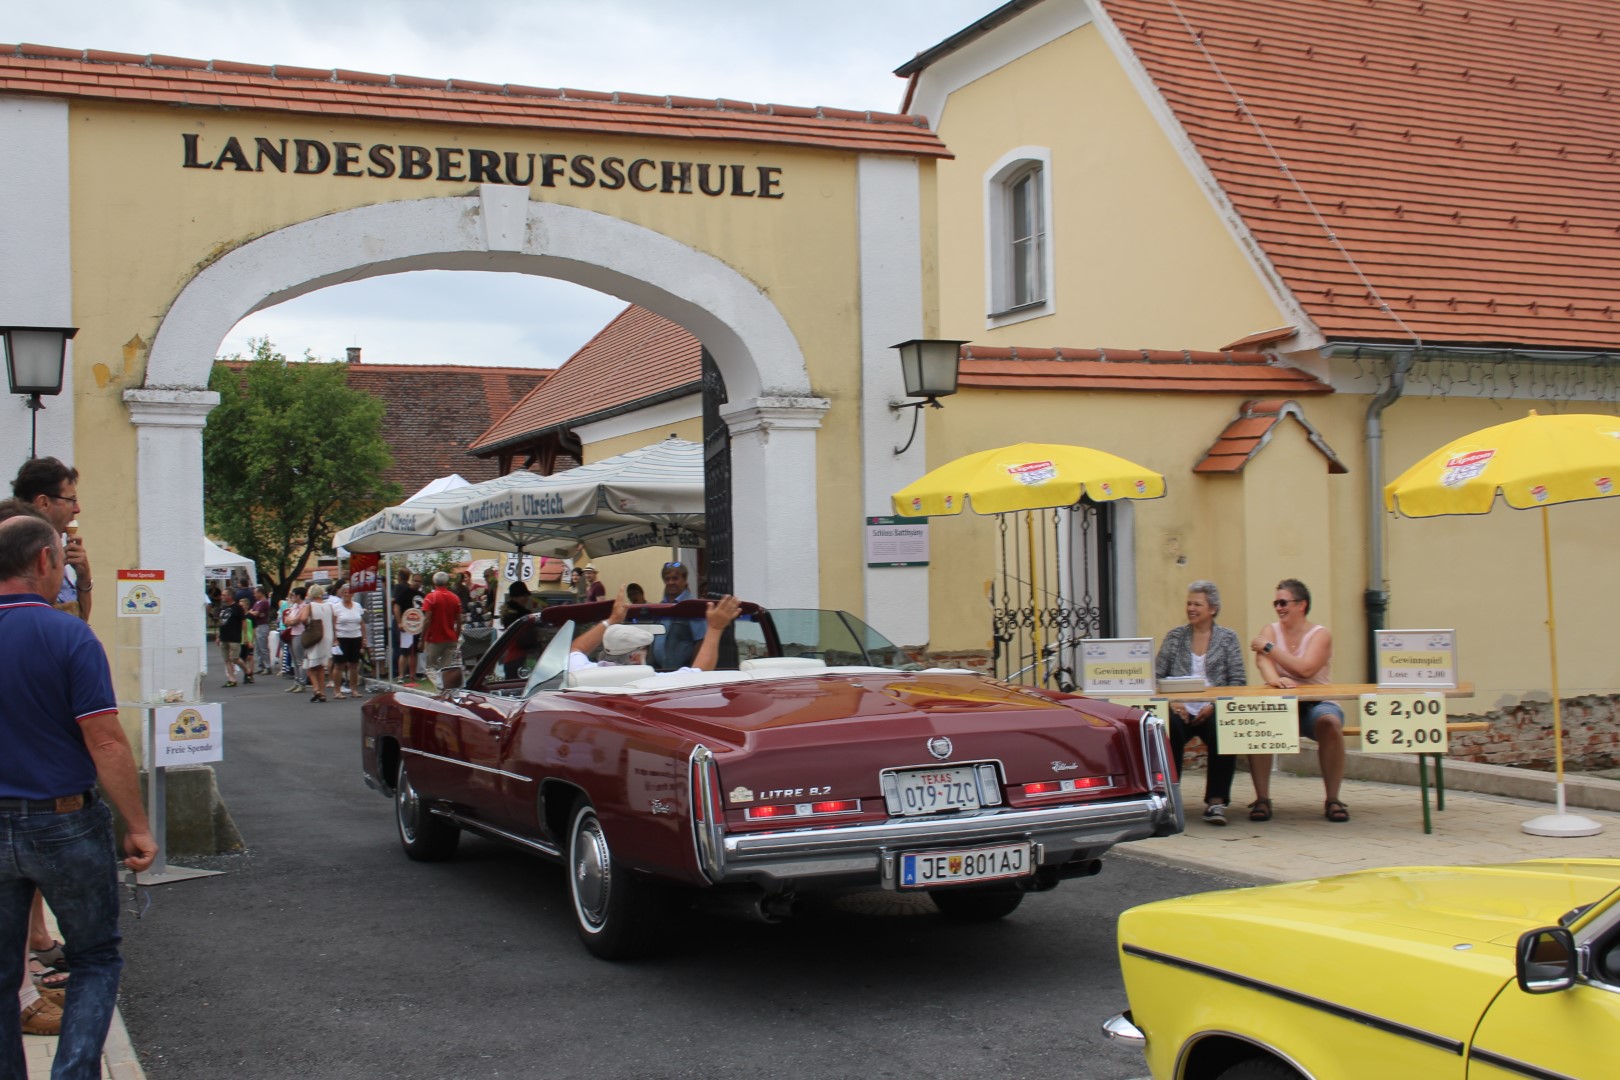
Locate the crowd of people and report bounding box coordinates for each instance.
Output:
[203,556,643,700]
[209,581,370,701]
[1156,577,1347,827]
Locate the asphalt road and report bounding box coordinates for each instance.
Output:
[117,678,1238,1080]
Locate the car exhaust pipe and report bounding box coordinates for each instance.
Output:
[1054,857,1103,882]
[698,889,799,924]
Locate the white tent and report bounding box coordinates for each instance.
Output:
[336,473,473,558]
[406,473,470,502]
[203,537,256,585]
[333,438,704,557]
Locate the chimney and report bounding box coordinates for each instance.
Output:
[345,347,362,364]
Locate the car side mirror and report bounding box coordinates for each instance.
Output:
[1516,926,1577,993]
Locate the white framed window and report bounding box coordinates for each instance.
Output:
[985,148,1055,327]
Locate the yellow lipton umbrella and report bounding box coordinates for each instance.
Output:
[893,443,1165,675]
[1385,411,1620,837]
[891,442,1166,517]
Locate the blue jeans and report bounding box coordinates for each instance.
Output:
[0,800,125,1080]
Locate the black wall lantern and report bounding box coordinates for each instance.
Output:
[890,338,966,454]
[2,325,78,459]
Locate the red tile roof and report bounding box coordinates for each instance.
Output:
[221,359,549,491]
[471,305,701,455]
[1220,325,1297,351]
[958,345,1333,393]
[1098,0,1620,350]
[0,43,949,158]
[1195,398,1347,474]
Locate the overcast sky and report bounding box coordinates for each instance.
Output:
[13,0,993,368]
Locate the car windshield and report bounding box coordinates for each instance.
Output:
[745,609,915,669]
[472,615,572,697]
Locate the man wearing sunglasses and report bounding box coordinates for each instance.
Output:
[10,457,93,622]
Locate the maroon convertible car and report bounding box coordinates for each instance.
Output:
[361,600,1183,959]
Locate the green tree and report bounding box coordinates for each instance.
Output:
[409,549,468,581]
[204,338,401,601]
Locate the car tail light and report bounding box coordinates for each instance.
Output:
[690,756,722,824]
[744,799,861,821]
[1021,776,1114,798]
[691,759,708,823]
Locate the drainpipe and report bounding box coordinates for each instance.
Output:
[1362,348,1416,680]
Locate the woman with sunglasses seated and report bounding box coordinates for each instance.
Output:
[1248,578,1347,823]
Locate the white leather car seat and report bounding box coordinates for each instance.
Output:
[738,657,828,672]
[563,664,656,689]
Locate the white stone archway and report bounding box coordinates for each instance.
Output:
[128,186,829,690]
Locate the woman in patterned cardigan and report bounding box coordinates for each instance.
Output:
[1155,580,1247,826]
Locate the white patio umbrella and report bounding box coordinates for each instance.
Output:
[333,438,705,557]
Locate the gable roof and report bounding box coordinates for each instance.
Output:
[471,305,701,456]
[0,43,949,159]
[958,345,1332,394]
[1195,398,1348,475]
[1096,0,1620,350]
[221,359,548,490]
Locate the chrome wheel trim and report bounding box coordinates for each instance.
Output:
[396,765,422,844]
[571,809,612,932]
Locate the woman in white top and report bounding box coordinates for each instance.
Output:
[302,584,337,702]
[1248,578,1347,823]
[331,585,367,698]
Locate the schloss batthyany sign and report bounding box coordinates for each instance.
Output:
[182,133,786,198]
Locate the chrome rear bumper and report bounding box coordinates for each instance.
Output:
[690,718,1185,887]
[689,714,1183,888]
[720,794,1178,886]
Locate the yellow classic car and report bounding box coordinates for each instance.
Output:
[1103,859,1620,1080]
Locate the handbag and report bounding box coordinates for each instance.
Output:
[300,617,324,649]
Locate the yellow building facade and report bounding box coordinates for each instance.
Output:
[0,51,950,708]
[7,0,1619,773]
[903,0,1620,745]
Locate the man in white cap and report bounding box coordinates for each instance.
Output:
[570,589,739,673]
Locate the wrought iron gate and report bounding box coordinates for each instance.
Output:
[991,500,1114,688]
[700,346,733,598]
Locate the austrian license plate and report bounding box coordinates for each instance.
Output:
[900,842,1033,888]
[883,765,989,816]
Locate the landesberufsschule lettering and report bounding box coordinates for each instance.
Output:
[182,134,786,198]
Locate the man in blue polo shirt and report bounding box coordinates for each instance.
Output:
[0,514,156,1079]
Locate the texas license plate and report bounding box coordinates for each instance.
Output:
[883,765,986,816]
[900,842,1032,888]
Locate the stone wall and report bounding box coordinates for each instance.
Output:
[1449,694,1620,771]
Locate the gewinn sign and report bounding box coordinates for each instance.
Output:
[181,134,786,197]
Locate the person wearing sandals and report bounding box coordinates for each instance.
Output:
[302,584,336,702]
[1249,578,1349,823]
[1156,580,1247,826]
